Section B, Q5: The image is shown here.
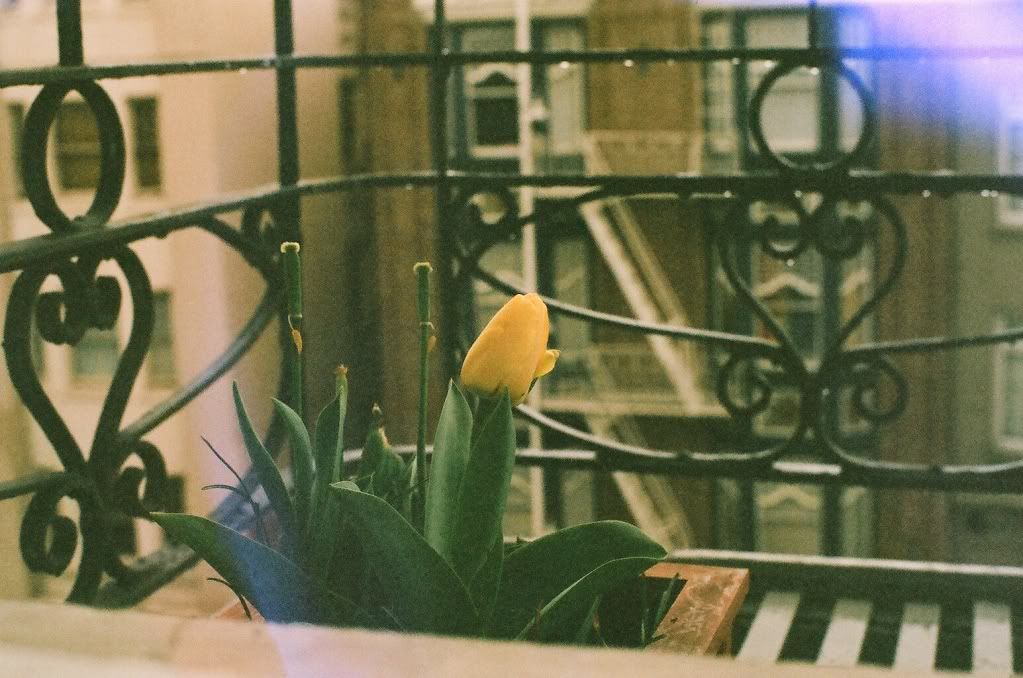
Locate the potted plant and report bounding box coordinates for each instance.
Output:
[153,246,747,651]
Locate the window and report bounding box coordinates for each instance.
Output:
[538,208,592,399]
[703,19,738,159]
[30,318,45,375]
[147,291,176,386]
[128,97,161,190]
[7,103,24,196]
[837,13,871,153]
[452,22,585,169]
[992,317,1023,453]
[473,239,523,331]
[701,7,873,170]
[467,66,519,155]
[744,14,818,156]
[712,199,877,440]
[71,327,119,381]
[748,203,825,358]
[458,25,518,160]
[541,24,585,168]
[55,101,101,190]
[998,104,1023,227]
[338,78,358,173]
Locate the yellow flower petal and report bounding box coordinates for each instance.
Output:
[460,292,558,404]
[533,349,560,379]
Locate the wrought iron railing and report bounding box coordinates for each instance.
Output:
[0,0,1022,608]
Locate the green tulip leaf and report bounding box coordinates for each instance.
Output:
[271,398,315,535]
[401,457,417,518]
[313,393,343,484]
[331,484,479,635]
[313,373,347,492]
[360,420,406,510]
[378,455,407,510]
[468,535,504,630]
[232,383,296,555]
[308,372,347,549]
[424,381,473,560]
[447,391,515,584]
[335,479,359,493]
[357,418,382,483]
[516,556,662,643]
[307,483,346,582]
[490,521,666,639]
[573,596,603,645]
[152,512,357,625]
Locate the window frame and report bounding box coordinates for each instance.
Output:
[127,95,162,192]
[145,289,177,388]
[70,326,120,384]
[54,99,103,192]
[699,5,875,172]
[991,316,1023,454]
[464,63,521,159]
[7,102,25,197]
[997,97,1023,228]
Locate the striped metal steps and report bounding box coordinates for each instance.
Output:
[674,549,1023,673]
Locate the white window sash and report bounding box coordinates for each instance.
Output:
[991,317,1023,454]
[997,98,1023,228]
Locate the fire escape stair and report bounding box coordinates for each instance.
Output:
[565,131,713,549]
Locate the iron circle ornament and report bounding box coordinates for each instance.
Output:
[452,184,521,254]
[20,80,126,233]
[748,59,876,174]
[756,193,813,261]
[811,200,870,261]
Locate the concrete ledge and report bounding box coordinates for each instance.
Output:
[0,599,961,677]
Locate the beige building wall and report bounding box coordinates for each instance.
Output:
[0,0,346,603]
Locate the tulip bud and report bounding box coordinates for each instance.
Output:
[460,292,560,405]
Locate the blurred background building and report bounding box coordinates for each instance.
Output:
[1,0,1022,611]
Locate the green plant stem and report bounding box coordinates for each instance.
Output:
[413,262,432,533]
[280,242,304,419]
[280,242,305,556]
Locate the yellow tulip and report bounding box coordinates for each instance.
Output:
[460,293,560,405]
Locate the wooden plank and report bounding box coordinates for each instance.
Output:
[816,599,872,668]
[973,601,1013,674]
[892,602,941,671]
[646,563,750,656]
[736,591,801,663]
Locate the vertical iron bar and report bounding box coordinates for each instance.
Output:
[431,0,457,382]
[56,0,84,66]
[808,0,820,51]
[822,486,843,555]
[821,210,844,556]
[733,183,757,552]
[545,467,565,529]
[273,0,298,187]
[737,479,758,551]
[819,11,840,165]
[734,17,751,168]
[273,0,302,418]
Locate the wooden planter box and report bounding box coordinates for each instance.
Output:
[217,563,749,657]
[642,563,749,656]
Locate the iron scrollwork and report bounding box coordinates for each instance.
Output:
[453,41,1023,494]
[0,42,291,599]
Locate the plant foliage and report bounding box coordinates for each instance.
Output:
[154,254,672,645]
